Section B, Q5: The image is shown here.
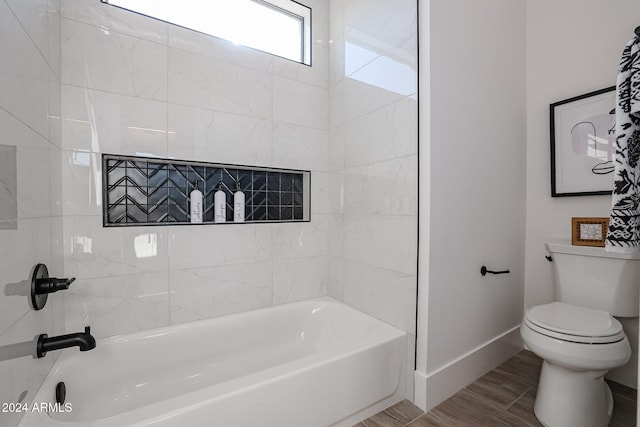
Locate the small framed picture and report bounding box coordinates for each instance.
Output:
[571,217,609,247]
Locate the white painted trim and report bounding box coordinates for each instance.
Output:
[414,325,523,412]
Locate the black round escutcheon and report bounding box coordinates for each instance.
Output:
[55,382,66,405]
[31,264,49,311]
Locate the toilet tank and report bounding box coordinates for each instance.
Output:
[546,242,640,317]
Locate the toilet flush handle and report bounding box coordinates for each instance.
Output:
[480,266,510,276]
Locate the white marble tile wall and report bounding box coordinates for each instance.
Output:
[169,262,273,324]
[328,0,418,401]
[62,19,168,100]
[59,0,331,338]
[0,1,63,426]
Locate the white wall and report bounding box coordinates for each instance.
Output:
[327,0,418,400]
[525,0,640,388]
[415,0,527,410]
[0,1,63,426]
[59,0,331,339]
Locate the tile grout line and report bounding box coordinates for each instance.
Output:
[401,410,425,427]
[504,386,531,412]
[611,392,638,404]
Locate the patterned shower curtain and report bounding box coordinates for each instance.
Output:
[606,35,640,253]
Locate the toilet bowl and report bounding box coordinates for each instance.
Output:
[521,243,640,427]
[521,302,630,427]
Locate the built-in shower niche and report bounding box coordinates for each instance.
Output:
[102,154,310,226]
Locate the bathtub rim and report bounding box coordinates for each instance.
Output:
[92,296,403,348]
[23,297,407,427]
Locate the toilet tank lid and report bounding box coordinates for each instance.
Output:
[545,242,640,260]
[525,302,623,338]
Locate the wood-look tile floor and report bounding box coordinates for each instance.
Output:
[355,350,637,427]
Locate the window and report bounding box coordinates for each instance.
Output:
[101,0,311,65]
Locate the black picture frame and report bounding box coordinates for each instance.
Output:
[550,86,616,197]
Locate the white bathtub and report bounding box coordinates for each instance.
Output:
[19,297,407,427]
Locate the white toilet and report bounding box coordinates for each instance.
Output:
[521,242,640,427]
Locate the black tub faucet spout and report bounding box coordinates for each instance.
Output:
[37,326,96,358]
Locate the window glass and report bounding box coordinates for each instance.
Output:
[102,0,311,64]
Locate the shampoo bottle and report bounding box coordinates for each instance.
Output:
[189,181,203,223]
[233,182,245,223]
[214,182,226,223]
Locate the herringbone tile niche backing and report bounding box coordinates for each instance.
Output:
[102,154,310,226]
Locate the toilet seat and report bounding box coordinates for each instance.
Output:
[524,302,625,344]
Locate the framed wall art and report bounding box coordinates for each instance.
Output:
[571,217,609,247]
[550,87,616,197]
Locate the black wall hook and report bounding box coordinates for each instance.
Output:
[480,266,510,276]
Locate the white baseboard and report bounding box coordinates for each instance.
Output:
[414,325,523,412]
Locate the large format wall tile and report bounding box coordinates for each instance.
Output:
[0,0,50,137]
[48,76,62,148]
[5,0,51,70]
[168,48,272,119]
[62,85,168,156]
[273,256,329,305]
[310,172,332,214]
[0,309,55,427]
[272,43,330,88]
[327,256,345,300]
[342,259,416,334]
[328,213,344,258]
[169,262,273,324]
[0,218,56,336]
[168,224,272,271]
[344,0,417,55]
[168,24,273,74]
[343,68,416,124]
[63,215,169,279]
[344,97,417,167]
[0,109,50,150]
[49,146,64,217]
[17,147,52,219]
[60,150,102,216]
[272,216,329,260]
[48,1,62,81]
[0,76,49,140]
[272,122,329,172]
[273,76,328,129]
[168,104,272,166]
[0,145,17,227]
[62,18,167,100]
[64,272,170,338]
[0,0,50,83]
[343,155,417,217]
[329,80,345,129]
[328,125,345,171]
[62,0,168,45]
[346,51,416,97]
[343,215,417,275]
